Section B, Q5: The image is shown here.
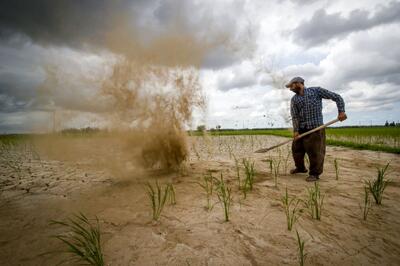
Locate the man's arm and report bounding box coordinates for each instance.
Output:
[290,98,300,138]
[318,87,347,121]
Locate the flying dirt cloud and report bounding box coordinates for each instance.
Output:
[0,0,257,169]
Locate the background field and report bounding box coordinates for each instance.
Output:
[191,126,400,154]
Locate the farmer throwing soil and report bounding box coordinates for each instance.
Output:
[287,77,347,182]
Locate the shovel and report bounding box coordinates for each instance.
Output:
[254,118,340,153]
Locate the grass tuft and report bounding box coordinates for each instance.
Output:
[272,157,281,187]
[146,180,171,221]
[281,187,302,231]
[216,174,233,222]
[50,213,104,266]
[166,183,176,205]
[233,155,241,190]
[197,173,216,211]
[365,162,390,205]
[360,185,372,221]
[304,182,324,220]
[242,158,255,198]
[296,230,307,266]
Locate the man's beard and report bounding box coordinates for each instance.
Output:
[290,87,301,94]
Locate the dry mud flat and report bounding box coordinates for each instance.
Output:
[0,135,399,265]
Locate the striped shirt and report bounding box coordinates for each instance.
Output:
[290,87,345,132]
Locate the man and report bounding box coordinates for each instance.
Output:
[287,77,347,182]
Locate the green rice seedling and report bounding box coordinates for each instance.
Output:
[242,158,255,198]
[334,158,339,180]
[296,230,307,266]
[272,157,281,188]
[146,181,170,221]
[243,158,255,190]
[366,162,390,205]
[304,182,324,220]
[197,173,215,211]
[50,213,104,266]
[166,183,176,205]
[216,174,233,222]
[360,185,372,221]
[281,187,302,231]
[233,155,241,190]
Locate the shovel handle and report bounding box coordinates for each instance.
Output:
[254,118,340,153]
[295,118,340,140]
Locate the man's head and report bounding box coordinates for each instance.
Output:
[285,77,305,94]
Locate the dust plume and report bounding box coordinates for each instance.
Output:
[23,0,258,172]
[33,17,212,171]
[95,14,208,170]
[101,60,205,169]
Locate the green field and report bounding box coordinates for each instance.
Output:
[190,127,400,154]
[1,127,399,154]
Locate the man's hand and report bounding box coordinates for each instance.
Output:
[338,112,347,121]
[293,131,300,140]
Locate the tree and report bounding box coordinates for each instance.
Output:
[197,125,206,131]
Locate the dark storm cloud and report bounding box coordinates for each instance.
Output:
[0,0,254,69]
[292,1,400,47]
[0,70,39,113]
[0,0,151,48]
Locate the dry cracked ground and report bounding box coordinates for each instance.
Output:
[0,135,399,265]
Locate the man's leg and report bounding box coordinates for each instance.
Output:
[304,129,326,178]
[291,137,307,172]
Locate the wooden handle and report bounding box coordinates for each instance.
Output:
[295,118,340,140]
[254,118,340,153]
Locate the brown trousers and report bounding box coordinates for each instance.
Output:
[292,129,326,176]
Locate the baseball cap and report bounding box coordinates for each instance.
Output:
[285,77,304,88]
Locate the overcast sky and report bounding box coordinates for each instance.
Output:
[1,0,399,133]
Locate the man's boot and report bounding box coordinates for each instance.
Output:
[290,168,308,174]
[306,175,319,182]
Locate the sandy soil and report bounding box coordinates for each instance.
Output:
[1,135,399,266]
